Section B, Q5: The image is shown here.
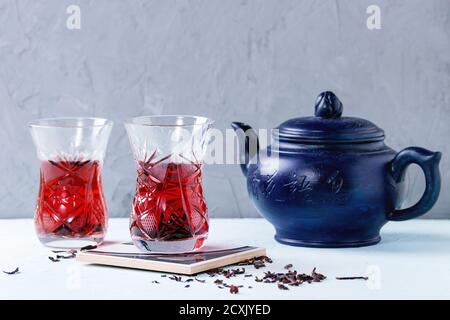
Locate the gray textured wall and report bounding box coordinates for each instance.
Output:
[0,0,449,219]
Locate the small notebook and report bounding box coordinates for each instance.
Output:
[76,242,266,275]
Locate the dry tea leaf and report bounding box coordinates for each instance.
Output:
[3,267,19,275]
[169,275,183,282]
[80,245,97,251]
[278,283,289,290]
[336,276,368,280]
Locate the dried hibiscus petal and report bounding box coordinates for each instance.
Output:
[311,268,326,282]
[278,283,289,290]
[229,285,239,294]
[2,267,19,275]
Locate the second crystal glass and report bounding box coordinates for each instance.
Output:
[125,116,213,252]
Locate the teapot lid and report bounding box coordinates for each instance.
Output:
[275,91,385,143]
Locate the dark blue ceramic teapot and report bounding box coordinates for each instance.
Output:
[232,91,442,248]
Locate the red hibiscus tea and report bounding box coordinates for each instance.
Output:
[29,117,113,249]
[35,159,108,247]
[126,115,212,252]
[130,161,209,252]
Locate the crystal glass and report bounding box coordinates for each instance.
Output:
[125,115,213,252]
[29,117,113,248]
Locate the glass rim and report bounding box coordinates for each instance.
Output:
[28,117,114,129]
[124,115,214,127]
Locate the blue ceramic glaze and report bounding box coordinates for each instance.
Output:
[232,91,442,248]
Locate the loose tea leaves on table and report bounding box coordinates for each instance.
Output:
[336,276,369,281]
[3,267,20,275]
[80,245,98,251]
[206,267,246,278]
[224,268,245,278]
[278,283,289,290]
[229,285,240,294]
[169,275,183,282]
[224,284,243,288]
[48,246,96,263]
[238,256,272,269]
[167,275,198,283]
[141,256,330,295]
[48,250,75,262]
[311,268,326,282]
[255,267,327,287]
[56,252,76,259]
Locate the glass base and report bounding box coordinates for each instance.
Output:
[132,235,207,253]
[38,234,104,249]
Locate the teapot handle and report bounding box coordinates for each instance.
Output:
[388,147,442,221]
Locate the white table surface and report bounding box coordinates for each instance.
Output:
[0,218,449,300]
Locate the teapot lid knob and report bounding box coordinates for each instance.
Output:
[314,91,343,119]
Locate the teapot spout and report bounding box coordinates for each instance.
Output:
[231,122,260,176]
